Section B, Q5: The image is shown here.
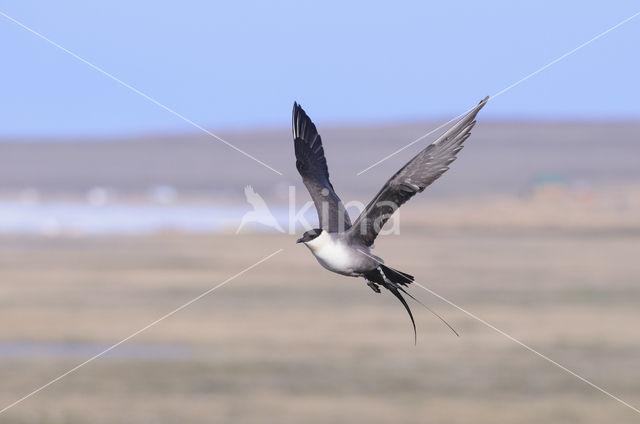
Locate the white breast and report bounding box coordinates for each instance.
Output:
[304,232,358,276]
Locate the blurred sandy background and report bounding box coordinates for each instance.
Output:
[1,120,639,423]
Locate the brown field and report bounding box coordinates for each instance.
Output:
[1,121,640,423]
[1,204,640,423]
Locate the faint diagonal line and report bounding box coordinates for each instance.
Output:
[0,248,284,415]
[357,9,640,176]
[354,248,640,415]
[0,10,283,176]
[411,280,640,415]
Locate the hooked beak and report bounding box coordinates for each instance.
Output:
[296,237,304,244]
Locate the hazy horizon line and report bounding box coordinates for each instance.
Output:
[2,117,639,143]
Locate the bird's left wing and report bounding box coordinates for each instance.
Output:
[293,102,351,232]
[348,97,489,246]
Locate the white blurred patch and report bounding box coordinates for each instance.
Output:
[40,218,62,237]
[149,185,177,204]
[86,187,111,207]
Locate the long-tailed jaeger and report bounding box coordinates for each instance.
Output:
[293,97,488,342]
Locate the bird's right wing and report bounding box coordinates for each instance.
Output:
[293,102,351,232]
[348,97,489,246]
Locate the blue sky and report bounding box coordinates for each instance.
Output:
[1,1,639,137]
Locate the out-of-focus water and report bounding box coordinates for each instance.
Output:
[0,201,300,235]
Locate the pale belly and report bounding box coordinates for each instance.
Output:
[310,243,365,276]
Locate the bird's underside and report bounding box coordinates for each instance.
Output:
[293,97,488,342]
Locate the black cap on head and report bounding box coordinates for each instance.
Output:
[296,228,323,243]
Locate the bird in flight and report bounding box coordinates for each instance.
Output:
[293,97,489,342]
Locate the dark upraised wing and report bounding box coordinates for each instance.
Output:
[293,102,351,232]
[348,97,489,246]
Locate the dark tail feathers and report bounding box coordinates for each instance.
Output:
[364,265,416,343]
[363,265,458,343]
[380,265,413,286]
